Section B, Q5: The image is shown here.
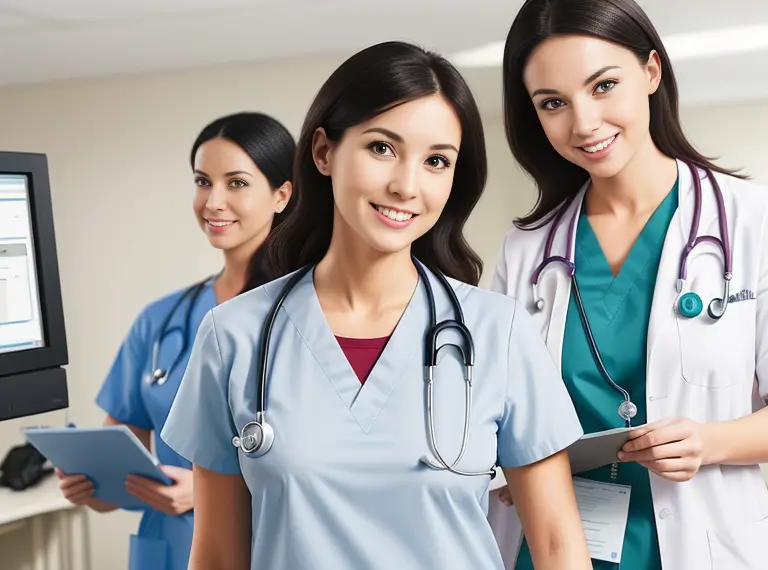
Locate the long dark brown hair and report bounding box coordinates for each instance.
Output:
[503,0,745,229]
[262,41,488,286]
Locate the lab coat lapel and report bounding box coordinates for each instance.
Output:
[647,160,717,359]
[543,189,586,369]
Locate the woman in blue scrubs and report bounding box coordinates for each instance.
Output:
[489,1,768,569]
[56,111,295,570]
[161,41,593,570]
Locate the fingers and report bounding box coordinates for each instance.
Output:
[158,465,185,481]
[622,422,694,453]
[626,417,676,440]
[638,460,697,482]
[619,439,697,463]
[125,474,164,494]
[125,483,168,512]
[59,477,95,505]
[498,487,514,507]
[57,473,88,490]
[125,481,180,515]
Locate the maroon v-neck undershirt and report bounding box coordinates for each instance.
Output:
[335,336,390,384]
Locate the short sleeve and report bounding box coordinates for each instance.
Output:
[496,301,583,468]
[756,207,768,399]
[160,310,241,475]
[95,312,153,430]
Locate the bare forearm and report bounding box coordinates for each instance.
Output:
[526,523,593,570]
[702,406,768,465]
[503,452,593,570]
[188,545,249,570]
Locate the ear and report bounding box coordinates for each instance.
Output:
[274,181,292,214]
[311,127,334,177]
[645,50,662,95]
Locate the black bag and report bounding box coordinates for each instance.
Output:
[0,443,53,491]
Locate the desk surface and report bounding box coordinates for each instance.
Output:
[0,475,74,526]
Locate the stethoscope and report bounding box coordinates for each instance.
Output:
[149,274,217,386]
[530,162,731,427]
[231,258,497,479]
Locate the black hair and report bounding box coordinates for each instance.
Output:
[503,0,746,229]
[262,41,488,286]
[190,111,296,292]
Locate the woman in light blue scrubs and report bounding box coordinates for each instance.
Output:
[56,112,295,570]
[161,41,593,570]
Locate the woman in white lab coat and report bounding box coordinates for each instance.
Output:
[487,0,768,569]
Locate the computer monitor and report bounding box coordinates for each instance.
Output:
[0,151,68,421]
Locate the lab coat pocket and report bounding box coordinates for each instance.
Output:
[675,299,754,389]
[706,515,768,569]
[129,534,169,570]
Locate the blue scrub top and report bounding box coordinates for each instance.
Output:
[161,265,584,570]
[96,278,217,570]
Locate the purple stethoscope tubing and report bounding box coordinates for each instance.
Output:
[529,162,731,425]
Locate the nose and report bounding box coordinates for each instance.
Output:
[571,99,601,138]
[388,161,419,201]
[205,184,227,211]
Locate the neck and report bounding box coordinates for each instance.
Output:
[586,138,678,218]
[314,230,418,313]
[214,246,253,303]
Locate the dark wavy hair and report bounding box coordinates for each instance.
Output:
[503,0,745,229]
[190,111,296,292]
[262,41,488,285]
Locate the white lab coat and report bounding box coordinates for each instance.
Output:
[486,159,768,569]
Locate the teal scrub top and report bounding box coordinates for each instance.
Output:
[515,181,678,570]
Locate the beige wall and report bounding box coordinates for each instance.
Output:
[0,56,766,568]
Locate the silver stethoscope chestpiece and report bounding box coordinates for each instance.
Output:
[618,400,638,422]
[232,420,275,457]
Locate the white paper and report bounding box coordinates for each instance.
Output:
[573,477,631,563]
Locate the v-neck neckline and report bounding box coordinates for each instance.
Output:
[575,180,679,319]
[278,268,424,434]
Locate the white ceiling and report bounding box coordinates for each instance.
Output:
[1,0,768,115]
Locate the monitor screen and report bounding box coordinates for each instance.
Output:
[0,174,45,355]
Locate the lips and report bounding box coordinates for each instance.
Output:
[371,203,416,222]
[579,134,617,154]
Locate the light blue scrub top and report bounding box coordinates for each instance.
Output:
[161,266,584,570]
[96,279,217,570]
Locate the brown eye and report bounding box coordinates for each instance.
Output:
[368,141,394,156]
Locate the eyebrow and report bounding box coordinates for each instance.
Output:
[193,169,253,177]
[362,127,459,153]
[530,65,621,98]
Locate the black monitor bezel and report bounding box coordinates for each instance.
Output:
[0,151,68,377]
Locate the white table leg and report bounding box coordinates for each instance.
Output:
[47,512,64,570]
[30,515,46,570]
[68,508,91,570]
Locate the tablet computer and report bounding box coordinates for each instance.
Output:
[24,424,172,509]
